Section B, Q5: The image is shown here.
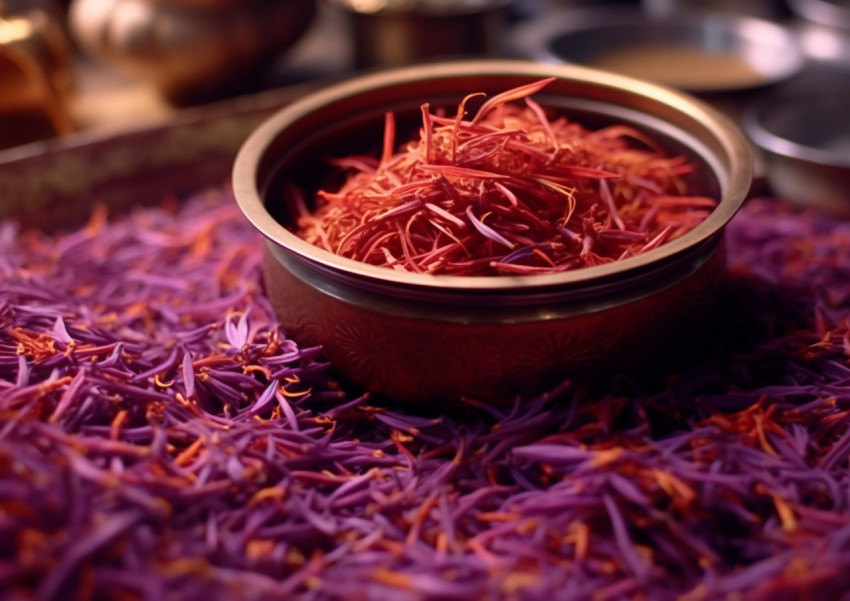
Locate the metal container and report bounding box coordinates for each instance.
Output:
[69,0,317,103]
[789,0,850,31]
[233,60,753,403]
[795,21,850,65]
[640,0,791,19]
[511,8,804,93]
[743,88,850,215]
[326,0,512,69]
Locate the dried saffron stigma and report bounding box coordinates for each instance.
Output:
[295,79,716,275]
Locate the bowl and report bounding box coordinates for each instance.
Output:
[743,87,850,215]
[326,0,512,69]
[789,0,850,31]
[233,60,753,403]
[796,21,850,65]
[69,0,317,103]
[510,9,804,93]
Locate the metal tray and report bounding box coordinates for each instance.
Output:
[0,82,315,231]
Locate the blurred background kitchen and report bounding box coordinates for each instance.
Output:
[1,0,849,208]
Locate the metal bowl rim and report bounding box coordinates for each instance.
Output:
[743,92,850,169]
[233,59,752,293]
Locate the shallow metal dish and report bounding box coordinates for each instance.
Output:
[743,88,850,214]
[511,9,804,93]
[233,60,752,403]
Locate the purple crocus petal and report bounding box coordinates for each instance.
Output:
[15,354,29,388]
[248,380,278,416]
[37,511,142,600]
[50,316,74,345]
[275,389,301,431]
[512,443,591,464]
[4,185,850,600]
[465,205,514,249]
[602,493,649,578]
[182,350,196,398]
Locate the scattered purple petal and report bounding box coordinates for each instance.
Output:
[3,191,850,601]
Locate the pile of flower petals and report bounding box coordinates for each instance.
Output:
[2,189,850,601]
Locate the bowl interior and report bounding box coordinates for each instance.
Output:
[265,97,721,228]
[513,10,804,92]
[234,61,752,294]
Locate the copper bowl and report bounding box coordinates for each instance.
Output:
[233,60,752,403]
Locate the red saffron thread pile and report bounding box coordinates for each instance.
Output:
[296,79,716,275]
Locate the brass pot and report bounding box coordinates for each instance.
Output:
[69,0,316,102]
[233,60,753,403]
[326,0,513,69]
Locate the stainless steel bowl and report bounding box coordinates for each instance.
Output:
[511,9,804,93]
[796,22,850,65]
[233,60,753,403]
[743,88,850,214]
[789,0,850,30]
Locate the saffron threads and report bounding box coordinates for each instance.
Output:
[295,79,716,275]
[2,189,850,600]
